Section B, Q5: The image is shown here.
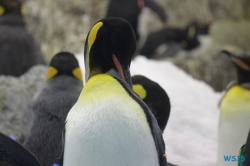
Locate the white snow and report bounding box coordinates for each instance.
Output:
[76,54,221,166]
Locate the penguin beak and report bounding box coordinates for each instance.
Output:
[112,54,125,80]
[221,50,250,71]
[231,57,250,71]
[138,0,145,9]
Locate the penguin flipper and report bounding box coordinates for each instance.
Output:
[117,79,167,166]
[144,0,167,22]
[58,127,65,166]
[0,132,42,166]
[241,129,250,166]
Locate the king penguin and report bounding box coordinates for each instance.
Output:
[63,17,167,166]
[0,0,45,76]
[23,52,83,166]
[217,50,250,166]
[132,75,171,132]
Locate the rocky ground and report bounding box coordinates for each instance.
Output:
[0,65,47,138]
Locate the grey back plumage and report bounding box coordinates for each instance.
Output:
[23,75,82,166]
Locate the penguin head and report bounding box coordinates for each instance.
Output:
[221,50,250,84]
[188,20,213,35]
[0,0,24,16]
[46,52,83,82]
[132,75,171,132]
[84,17,136,85]
[180,23,200,50]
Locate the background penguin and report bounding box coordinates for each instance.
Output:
[0,0,45,77]
[106,0,167,41]
[0,132,42,166]
[23,52,83,166]
[189,20,213,35]
[63,17,167,166]
[132,75,171,132]
[140,22,201,58]
[217,50,250,166]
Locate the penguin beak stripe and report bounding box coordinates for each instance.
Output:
[232,57,250,71]
[112,54,125,80]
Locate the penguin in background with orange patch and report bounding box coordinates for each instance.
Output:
[132,75,171,132]
[0,0,45,76]
[23,52,83,166]
[217,50,250,166]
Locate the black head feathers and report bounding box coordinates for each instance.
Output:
[84,17,136,84]
[221,50,250,84]
[46,52,83,82]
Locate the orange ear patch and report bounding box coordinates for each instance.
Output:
[232,57,250,71]
[20,6,25,15]
[45,67,58,81]
[72,67,83,82]
[0,5,5,15]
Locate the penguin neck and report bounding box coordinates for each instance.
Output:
[237,69,250,86]
[0,15,25,27]
[106,68,132,87]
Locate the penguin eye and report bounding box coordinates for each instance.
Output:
[0,5,5,16]
[20,6,25,15]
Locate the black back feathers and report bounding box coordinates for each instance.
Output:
[0,0,45,77]
[132,75,171,131]
[0,132,42,166]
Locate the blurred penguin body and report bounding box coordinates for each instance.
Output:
[217,50,250,166]
[63,18,167,166]
[0,0,45,77]
[23,52,83,166]
[140,23,200,58]
[132,75,171,131]
[106,0,167,40]
[0,132,42,166]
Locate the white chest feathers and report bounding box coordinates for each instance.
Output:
[63,74,158,166]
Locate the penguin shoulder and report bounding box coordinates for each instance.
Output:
[220,84,250,106]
